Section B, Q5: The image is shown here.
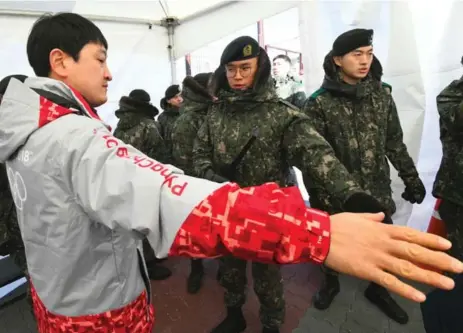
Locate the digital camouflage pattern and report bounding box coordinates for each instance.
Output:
[433,76,463,261]
[433,75,463,206]
[32,285,155,333]
[156,104,180,164]
[220,256,285,329]
[303,57,421,216]
[0,163,10,249]
[438,200,463,264]
[0,163,30,306]
[113,95,166,163]
[193,67,363,328]
[193,81,362,199]
[274,75,306,108]
[171,76,214,176]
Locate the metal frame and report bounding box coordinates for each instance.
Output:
[0,9,162,26]
[265,44,303,75]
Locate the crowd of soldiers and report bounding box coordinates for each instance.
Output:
[0,25,461,333]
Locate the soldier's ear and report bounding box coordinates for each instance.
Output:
[333,56,342,67]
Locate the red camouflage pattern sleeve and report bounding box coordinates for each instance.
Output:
[169,182,331,265]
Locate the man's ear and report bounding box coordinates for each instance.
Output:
[333,56,342,67]
[49,48,70,77]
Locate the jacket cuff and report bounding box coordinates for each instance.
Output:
[303,208,331,264]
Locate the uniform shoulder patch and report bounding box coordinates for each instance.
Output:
[309,88,326,101]
[278,99,299,110]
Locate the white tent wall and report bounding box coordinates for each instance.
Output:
[299,0,463,231]
[0,14,170,130]
[174,0,299,59]
[180,23,258,78]
[92,22,170,129]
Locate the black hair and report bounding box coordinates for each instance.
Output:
[27,12,108,77]
[273,54,292,64]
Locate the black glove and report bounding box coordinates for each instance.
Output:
[204,168,229,183]
[344,192,393,224]
[344,192,385,213]
[402,177,426,204]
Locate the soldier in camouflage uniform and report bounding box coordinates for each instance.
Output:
[433,63,463,264]
[157,84,183,163]
[303,28,426,325]
[272,55,306,187]
[171,72,220,294]
[193,36,394,333]
[113,89,172,280]
[0,164,11,254]
[272,54,306,108]
[0,75,31,311]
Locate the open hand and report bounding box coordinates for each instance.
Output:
[325,212,463,302]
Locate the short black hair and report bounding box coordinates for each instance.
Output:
[273,54,291,64]
[27,12,108,77]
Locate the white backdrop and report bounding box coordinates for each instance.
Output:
[299,0,463,231]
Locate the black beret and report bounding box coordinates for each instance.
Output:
[332,29,373,56]
[220,36,260,66]
[129,89,150,103]
[165,85,181,100]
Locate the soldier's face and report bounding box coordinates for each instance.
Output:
[273,59,290,77]
[225,57,258,91]
[168,93,183,107]
[334,46,373,83]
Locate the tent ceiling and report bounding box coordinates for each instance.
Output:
[0,0,234,24]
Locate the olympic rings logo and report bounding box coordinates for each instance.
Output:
[6,166,27,211]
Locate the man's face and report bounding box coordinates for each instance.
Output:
[273,58,290,77]
[225,57,258,91]
[168,93,183,107]
[49,42,112,107]
[333,45,373,83]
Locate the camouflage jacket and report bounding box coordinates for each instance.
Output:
[0,163,14,251]
[192,79,363,204]
[303,69,419,215]
[113,96,167,163]
[0,163,26,273]
[433,75,463,205]
[274,75,306,108]
[171,77,215,176]
[157,105,180,163]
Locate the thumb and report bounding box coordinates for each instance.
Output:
[356,212,385,222]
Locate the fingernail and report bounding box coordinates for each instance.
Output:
[453,259,463,272]
[439,237,452,248]
[441,276,455,289]
[414,291,426,302]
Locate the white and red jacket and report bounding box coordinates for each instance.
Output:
[0,77,330,332]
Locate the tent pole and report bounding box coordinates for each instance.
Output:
[161,17,180,84]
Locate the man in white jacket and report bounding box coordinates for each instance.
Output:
[0,12,460,333]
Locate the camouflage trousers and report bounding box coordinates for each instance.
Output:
[219,256,285,329]
[0,207,32,312]
[439,200,463,264]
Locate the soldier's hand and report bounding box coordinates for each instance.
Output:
[325,212,463,303]
[402,177,426,204]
